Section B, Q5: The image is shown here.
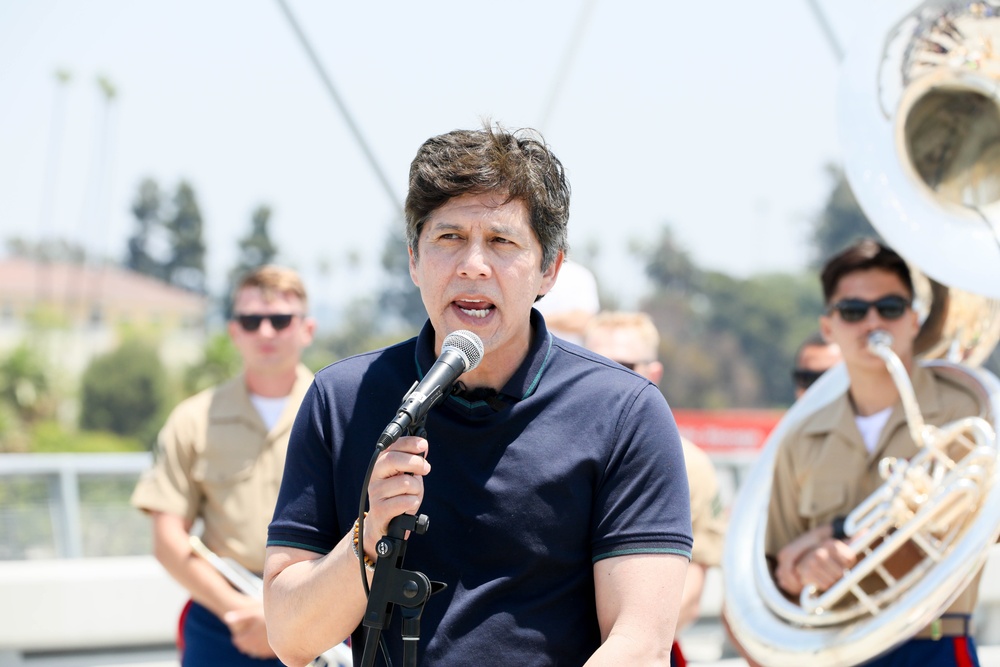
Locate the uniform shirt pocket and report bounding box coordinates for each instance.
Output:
[798,481,848,524]
[191,420,262,486]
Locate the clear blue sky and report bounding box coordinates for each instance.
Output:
[0,0,869,311]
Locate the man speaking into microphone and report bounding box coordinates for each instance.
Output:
[263,123,692,666]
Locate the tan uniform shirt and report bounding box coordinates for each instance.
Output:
[682,437,726,567]
[131,365,313,574]
[765,364,984,619]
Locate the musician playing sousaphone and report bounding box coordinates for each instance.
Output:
[765,239,986,666]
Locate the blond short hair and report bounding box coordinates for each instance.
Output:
[233,265,308,309]
[585,311,660,359]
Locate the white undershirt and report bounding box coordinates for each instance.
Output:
[250,394,288,432]
[855,407,893,454]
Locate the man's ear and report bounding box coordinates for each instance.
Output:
[300,316,317,347]
[647,361,664,386]
[819,313,833,344]
[538,250,565,298]
[408,245,419,288]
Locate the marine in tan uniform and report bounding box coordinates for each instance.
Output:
[584,311,726,660]
[765,239,985,666]
[132,265,315,665]
[791,331,842,400]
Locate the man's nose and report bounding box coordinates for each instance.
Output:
[457,242,491,278]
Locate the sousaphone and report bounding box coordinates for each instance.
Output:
[722,1,1000,664]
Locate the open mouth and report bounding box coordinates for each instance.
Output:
[455,299,494,319]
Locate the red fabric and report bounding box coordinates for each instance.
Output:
[177,598,193,654]
[952,636,974,667]
[671,640,687,667]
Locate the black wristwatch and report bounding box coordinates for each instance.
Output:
[831,515,848,540]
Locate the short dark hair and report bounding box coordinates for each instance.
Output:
[820,238,913,304]
[404,122,570,271]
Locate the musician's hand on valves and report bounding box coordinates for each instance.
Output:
[793,539,857,595]
[775,525,832,594]
[365,435,431,554]
[775,524,857,596]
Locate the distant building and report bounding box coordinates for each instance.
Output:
[0,257,210,379]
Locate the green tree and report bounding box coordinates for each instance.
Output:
[79,338,169,447]
[166,181,207,293]
[6,237,87,263]
[183,332,242,396]
[304,298,409,370]
[0,344,56,424]
[224,204,280,317]
[235,205,279,271]
[810,165,880,268]
[637,223,823,408]
[633,226,701,296]
[378,229,426,330]
[125,178,169,281]
[125,178,206,293]
[0,344,61,452]
[699,271,824,405]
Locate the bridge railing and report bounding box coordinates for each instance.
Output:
[0,452,153,560]
[0,453,190,659]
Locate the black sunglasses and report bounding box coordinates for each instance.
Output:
[792,369,824,390]
[828,295,910,323]
[233,313,298,332]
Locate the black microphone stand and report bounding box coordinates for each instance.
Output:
[360,426,447,667]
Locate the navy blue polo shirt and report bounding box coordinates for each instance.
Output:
[269,310,692,666]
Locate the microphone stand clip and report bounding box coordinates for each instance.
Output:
[360,512,446,667]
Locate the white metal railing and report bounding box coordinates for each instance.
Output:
[0,452,152,559]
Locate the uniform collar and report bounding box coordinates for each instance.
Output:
[209,364,313,433]
[803,364,945,439]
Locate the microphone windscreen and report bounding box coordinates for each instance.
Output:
[443,330,484,372]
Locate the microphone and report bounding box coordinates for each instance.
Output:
[377,330,484,448]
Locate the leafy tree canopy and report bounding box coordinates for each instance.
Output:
[79,337,169,448]
[125,178,207,293]
[379,229,426,331]
[810,164,880,268]
[182,332,242,396]
[223,204,280,317]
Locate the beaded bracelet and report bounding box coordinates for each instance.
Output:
[352,515,377,572]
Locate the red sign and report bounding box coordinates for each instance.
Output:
[672,409,783,454]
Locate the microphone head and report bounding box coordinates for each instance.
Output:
[442,330,485,372]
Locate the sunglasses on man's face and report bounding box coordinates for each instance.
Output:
[828,295,910,323]
[233,313,298,332]
[792,369,824,390]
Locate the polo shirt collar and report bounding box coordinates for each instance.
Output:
[414,308,554,411]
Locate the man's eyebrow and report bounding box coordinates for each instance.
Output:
[426,220,522,237]
[426,220,461,231]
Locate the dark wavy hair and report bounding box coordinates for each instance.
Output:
[404,122,570,271]
[820,238,913,304]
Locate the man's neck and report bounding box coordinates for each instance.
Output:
[847,365,906,416]
[441,326,533,393]
[245,367,299,398]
